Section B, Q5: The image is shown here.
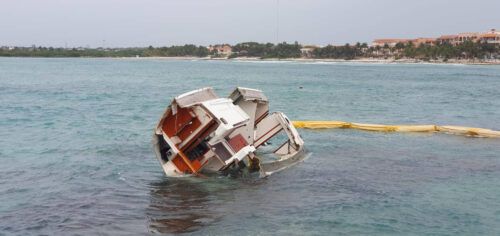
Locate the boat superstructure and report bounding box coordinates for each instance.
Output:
[152,87,305,177]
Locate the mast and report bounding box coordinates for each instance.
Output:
[276,0,279,44]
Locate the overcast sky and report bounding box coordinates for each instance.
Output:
[1,0,499,47]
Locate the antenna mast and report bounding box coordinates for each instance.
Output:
[276,0,279,44]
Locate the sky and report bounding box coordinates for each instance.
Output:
[1,0,499,47]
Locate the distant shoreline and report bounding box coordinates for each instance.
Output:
[99,56,500,65]
[2,56,499,65]
[228,57,500,65]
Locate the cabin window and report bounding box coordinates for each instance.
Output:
[255,129,290,156]
[212,142,232,161]
[157,134,172,162]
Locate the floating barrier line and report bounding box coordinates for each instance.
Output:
[292,121,500,138]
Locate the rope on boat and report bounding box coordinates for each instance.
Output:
[292,121,500,138]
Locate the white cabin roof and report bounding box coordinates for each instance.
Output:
[202,98,249,127]
[174,87,218,108]
[229,87,268,103]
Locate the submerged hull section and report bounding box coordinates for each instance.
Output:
[152,87,305,177]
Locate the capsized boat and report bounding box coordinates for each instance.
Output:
[152,87,305,177]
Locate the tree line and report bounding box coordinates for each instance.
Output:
[229,42,302,58]
[1,41,498,60]
[0,45,209,58]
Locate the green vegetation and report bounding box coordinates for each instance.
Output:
[1,41,498,61]
[402,41,499,60]
[267,42,302,58]
[0,44,208,58]
[364,41,500,61]
[231,41,301,58]
[143,45,209,57]
[313,43,368,60]
[232,42,275,57]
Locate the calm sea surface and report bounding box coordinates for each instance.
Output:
[1,58,500,235]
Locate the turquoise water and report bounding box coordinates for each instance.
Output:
[1,58,500,235]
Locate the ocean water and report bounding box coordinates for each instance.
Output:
[1,57,500,235]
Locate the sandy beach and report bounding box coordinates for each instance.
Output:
[114,56,500,65]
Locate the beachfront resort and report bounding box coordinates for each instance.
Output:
[372,29,500,47]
